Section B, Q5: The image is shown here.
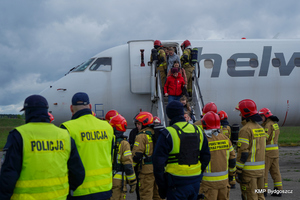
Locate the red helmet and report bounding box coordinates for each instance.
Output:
[181,40,191,49]
[153,116,161,124]
[201,111,220,130]
[237,99,258,118]
[134,111,153,126]
[154,40,162,47]
[48,112,54,123]
[203,102,217,115]
[109,114,127,132]
[92,111,96,117]
[218,110,228,120]
[105,110,119,121]
[259,108,273,118]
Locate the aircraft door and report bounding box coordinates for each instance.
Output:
[128,40,154,94]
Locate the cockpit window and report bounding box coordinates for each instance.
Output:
[73,58,95,72]
[90,57,112,71]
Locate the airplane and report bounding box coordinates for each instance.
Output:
[40,39,300,129]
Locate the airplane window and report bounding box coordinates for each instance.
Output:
[295,58,300,67]
[250,59,258,68]
[227,59,236,68]
[73,58,95,72]
[89,57,112,72]
[204,59,214,69]
[272,58,281,67]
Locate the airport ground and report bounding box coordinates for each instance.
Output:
[0,147,299,199]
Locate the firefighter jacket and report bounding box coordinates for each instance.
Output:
[164,73,185,96]
[11,123,71,200]
[61,110,114,197]
[180,48,194,69]
[261,118,280,158]
[132,127,155,174]
[202,132,236,189]
[113,137,136,185]
[236,119,266,177]
[221,125,231,139]
[150,47,167,69]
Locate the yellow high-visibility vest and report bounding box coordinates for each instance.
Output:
[12,123,71,200]
[61,114,114,196]
[165,122,204,177]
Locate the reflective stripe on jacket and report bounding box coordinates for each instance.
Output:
[12,123,71,200]
[61,114,114,196]
[165,122,204,177]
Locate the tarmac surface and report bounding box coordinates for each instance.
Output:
[1,146,299,199]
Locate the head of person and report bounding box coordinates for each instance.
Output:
[258,108,273,122]
[48,112,55,123]
[109,114,127,135]
[153,116,161,125]
[201,111,221,130]
[173,60,180,68]
[166,100,185,126]
[20,94,50,123]
[154,40,162,49]
[181,40,191,50]
[105,109,119,121]
[235,99,262,122]
[218,110,228,121]
[134,111,153,131]
[202,102,217,116]
[171,67,179,78]
[180,95,187,106]
[168,47,174,56]
[70,92,91,115]
[184,111,191,122]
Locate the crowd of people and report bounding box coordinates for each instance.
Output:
[0,40,283,200]
[0,90,283,200]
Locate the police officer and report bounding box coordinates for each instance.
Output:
[152,100,211,200]
[109,115,137,200]
[235,99,266,200]
[131,111,161,200]
[199,111,236,200]
[150,40,167,86]
[60,92,115,200]
[259,108,283,197]
[0,94,85,200]
[180,40,194,96]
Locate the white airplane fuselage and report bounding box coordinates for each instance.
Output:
[40,39,300,127]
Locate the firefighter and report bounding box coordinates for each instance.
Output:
[218,110,237,189]
[235,99,266,200]
[109,115,137,200]
[259,108,283,197]
[199,111,236,200]
[153,100,211,200]
[60,92,115,200]
[194,102,218,127]
[180,40,194,96]
[150,40,167,86]
[131,112,161,200]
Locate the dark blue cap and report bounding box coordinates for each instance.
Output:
[166,100,184,120]
[72,92,90,105]
[20,95,49,111]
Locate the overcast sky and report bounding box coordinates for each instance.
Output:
[1,0,300,114]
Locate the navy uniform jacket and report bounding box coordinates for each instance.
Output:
[0,117,85,200]
[152,118,211,191]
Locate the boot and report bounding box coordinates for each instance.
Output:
[271,187,282,197]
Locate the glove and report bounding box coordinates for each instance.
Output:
[158,187,167,199]
[129,183,136,193]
